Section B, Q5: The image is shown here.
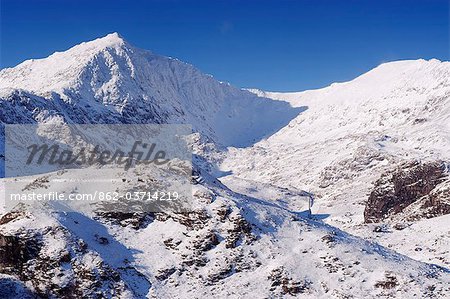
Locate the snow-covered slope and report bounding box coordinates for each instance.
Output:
[222,59,450,268]
[1,167,449,298]
[225,58,450,199]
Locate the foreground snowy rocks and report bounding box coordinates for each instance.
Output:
[0,206,138,298]
[1,173,449,298]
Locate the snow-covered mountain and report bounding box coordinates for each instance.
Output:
[0,33,300,148]
[223,59,450,268]
[0,34,449,298]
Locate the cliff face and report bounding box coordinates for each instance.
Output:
[364,161,450,223]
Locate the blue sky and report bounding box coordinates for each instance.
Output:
[1,0,448,91]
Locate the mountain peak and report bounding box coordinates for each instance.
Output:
[71,32,131,54]
[0,32,136,94]
[106,32,124,40]
[87,32,127,48]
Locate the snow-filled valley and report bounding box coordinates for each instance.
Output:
[0,33,449,298]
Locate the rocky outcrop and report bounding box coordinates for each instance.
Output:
[364,160,449,223]
[0,210,139,298]
[0,233,41,273]
[268,267,312,296]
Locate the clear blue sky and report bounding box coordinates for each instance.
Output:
[1,0,448,91]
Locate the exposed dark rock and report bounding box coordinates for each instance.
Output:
[269,267,311,295]
[96,211,154,229]
[392,222,410,230]
[0,210,29,225]
[321,255,344,274]
[413,118,427,124]
[416,184,450,219]
[22,176,50,191]
[181,252,208,267]
[0,233,41,273]
[215,205,232,222]
[191,231,220,252]
[174,210,210,230]
[207,264,234,283]
[374,272,399,289]
[225,215,255,249]
[163,238,181,250]
[364,160,449,223]
[153,210,210,231]
[155,267,177,281]
[321,231,337,247]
